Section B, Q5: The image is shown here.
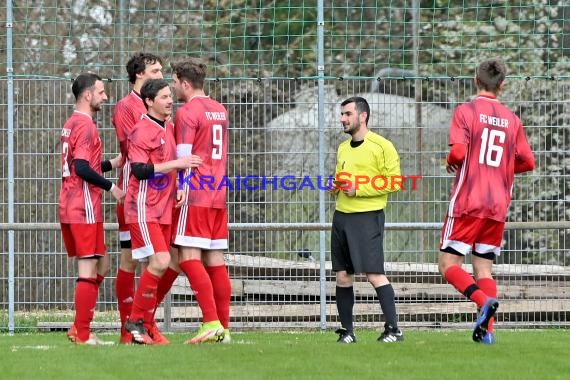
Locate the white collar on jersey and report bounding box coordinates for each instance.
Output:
[73,110,93,119]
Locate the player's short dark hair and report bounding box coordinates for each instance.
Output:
[341,96,370,125]
[170,58,207,89]
[476,59,506,93]
[140,78,170,109]
[71,73,102,101]
[126,52,163,84]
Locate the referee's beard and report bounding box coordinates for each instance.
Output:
[342,122,360,136]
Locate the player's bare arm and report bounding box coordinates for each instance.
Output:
[110,153,122,169]
[110,184,126,203]
[153,154,202,173]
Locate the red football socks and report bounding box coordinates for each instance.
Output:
[130,269,160,323]
[444,265,488,307]
[180,259,218,322]
[152,267,180,321]
[115,269,135,327]
[205,265,232,328]
[74,277,98,341]
[156,267,179,306]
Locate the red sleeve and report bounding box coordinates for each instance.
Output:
[449,105,470,145]
[447,143,467,165]
[515,158,534,174]
[514,126,535,174]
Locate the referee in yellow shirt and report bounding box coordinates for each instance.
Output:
[330,96,403,343]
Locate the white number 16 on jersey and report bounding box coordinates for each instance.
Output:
[479,128,505,167]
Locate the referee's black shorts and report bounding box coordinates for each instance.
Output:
[331,209,385,275]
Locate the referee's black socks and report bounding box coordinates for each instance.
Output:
[336,286,355,332]
[376,283,398,328]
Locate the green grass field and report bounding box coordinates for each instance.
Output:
[1,330,567,380]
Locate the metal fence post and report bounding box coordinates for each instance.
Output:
[6,0,16,335]
[316,0,327,331]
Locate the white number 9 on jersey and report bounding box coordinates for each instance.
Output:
[212,124,223,160]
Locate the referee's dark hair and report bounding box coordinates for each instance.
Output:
[140,78,170,109]
[341,96,370,125]
[72,73,102,101]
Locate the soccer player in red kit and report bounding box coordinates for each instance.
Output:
[438,59,535,344]
[59,73,125,345]
[170,58,232,344]
[112,53,166,344]
[123,79,202,344]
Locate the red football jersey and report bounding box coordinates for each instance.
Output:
[447,95,534,221]
[124,115,177,224]
[59,111,104,223]
[112,91,146,191]
[175,96,229,209]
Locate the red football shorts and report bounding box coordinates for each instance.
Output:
[440,215,505,256]
[129,222,171,260]
[60,222,106,258]
[173,205,228,250]
[115,203,131,242]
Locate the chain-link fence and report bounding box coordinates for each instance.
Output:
[2,1,570,332]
